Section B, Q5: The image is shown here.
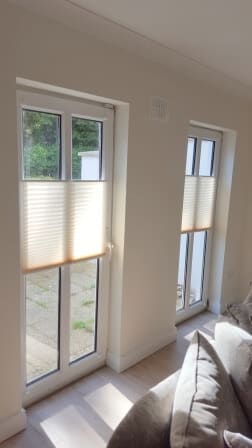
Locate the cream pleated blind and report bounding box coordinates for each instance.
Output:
[67,182,106,263]
[181,176,216,233]
[21,181,107,273]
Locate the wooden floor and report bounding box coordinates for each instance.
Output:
[1,312,217,448]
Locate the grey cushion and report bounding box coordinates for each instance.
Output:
[170,331,251,448]
[107,370,180,448]
[244,285,252,304]
[226,303,252,334]
[223,430,252,448]
[215,322,252,425]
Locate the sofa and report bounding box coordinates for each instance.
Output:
[107,321,252,447]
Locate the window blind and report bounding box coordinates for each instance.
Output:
[181,176,216,233]
[21,181,107,273]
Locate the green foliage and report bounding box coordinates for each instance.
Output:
[23,110,60,148]
[23,110,100,179]
[81,299,95,307]
[35,300,48,309]
[72,117,100,179]
[72,320,86,330]
[24,144,59,179]
[72,319,94,332]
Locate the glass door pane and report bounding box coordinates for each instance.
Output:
[185,137,196,175]
[189,231,207,305]
[22,109,61,180]
[25,268,60,384]
[177,233,188,311]
[70,260,98,363]
[199,140,215,176]
[72,117,102,180]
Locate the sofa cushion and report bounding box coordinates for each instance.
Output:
[215,322,252,425]
[223,430,252,448]
[107,370,180,448]
[244,285,252,304]
[170,331,251,448]
[226,303,252,334]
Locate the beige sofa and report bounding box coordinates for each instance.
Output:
[107,322,252,448]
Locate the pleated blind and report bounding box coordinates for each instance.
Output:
[181,176,216,233]
[21,181,107,273]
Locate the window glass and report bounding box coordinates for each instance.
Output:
[26,268,60,384]
[199,140,214,176]
[185,138,195,175]
[22,110,61,180]
[177,233,188,311]
[70,259,98,362]
[72,117,102,180]
[189,231,206,305]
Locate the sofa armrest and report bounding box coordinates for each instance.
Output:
[107,370,180,448]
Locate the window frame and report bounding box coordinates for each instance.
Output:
[17,90,114,405]
[176,126,221,323]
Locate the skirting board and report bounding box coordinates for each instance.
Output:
[0,409,27,444]
[107,325,177,373]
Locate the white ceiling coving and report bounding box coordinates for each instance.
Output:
[9,0,252,95]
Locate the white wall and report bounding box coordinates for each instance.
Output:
[209,131,237,313]
[0,0,251,439]
[240,127,252,298]
[0,4,26,441]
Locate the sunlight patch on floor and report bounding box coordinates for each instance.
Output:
[40,405,105,447]
[203,318,217,333]
[85,383,133,430]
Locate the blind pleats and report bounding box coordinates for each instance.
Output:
[67,182,106,263]
[22,181,107,273]
[181,176,216,233]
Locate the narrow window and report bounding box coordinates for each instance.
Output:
[176,127,221,320]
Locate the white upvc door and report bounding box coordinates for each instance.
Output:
[176,126,221,323]
[17,90,114,406]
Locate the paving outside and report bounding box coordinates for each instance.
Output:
[27,267,197,382]
[26,260,97,383]
[176,284,197,311]
[176,284,184,311]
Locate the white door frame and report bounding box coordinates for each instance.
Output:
[176,126,222,324]
[17,90,114,406]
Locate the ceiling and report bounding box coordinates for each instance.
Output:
[9,0,252,95]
